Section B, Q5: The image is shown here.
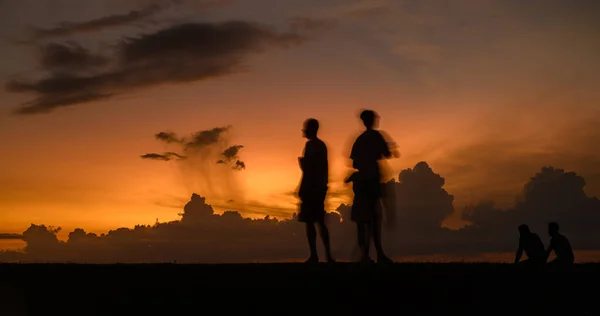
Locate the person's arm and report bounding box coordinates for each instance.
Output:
[349,140,359,169]
[514,248,523,264]
[546,239,554,260]
[514,238,523,264]
[377,132,392,159]
[302,142,318,175]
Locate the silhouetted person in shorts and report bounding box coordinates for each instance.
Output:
[546,222,574,267]
[514,224,546,266]
[297,118,334,264]
[347,110,393,264]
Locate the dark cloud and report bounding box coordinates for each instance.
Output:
[143,127,245,172]
[155,131,183,144]
[217,145,244,168]
[10,92,115,115]
[233,160,245,170]
[184,127,231,150]
[7,21,307,115]
[0,233,22,240]
[140,152,186,161]
[30,5,164,40]
[38,42,110,71]
[7,162,600,263]
[221,145,243,161]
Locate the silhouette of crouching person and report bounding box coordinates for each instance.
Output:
[546,222,574,268]
[297,118,334,264]
[514,224,546,267]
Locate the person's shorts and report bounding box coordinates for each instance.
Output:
[298,191,327,223]
[350,178,382,223]
[351,196,381,223]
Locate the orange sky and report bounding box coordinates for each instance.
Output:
[1,0,599,238]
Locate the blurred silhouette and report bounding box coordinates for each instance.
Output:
[297,118,334,263]
[347,110,394,263]
[514,224,546,266]
[546,222,574,267]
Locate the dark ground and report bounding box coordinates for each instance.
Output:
[0,263,598,316]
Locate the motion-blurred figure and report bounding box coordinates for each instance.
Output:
[297,118,334,263]
[514,224,546,266]
[347,110,395,263]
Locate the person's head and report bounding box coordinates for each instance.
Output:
[302,118,319,139]
[548,222,560,236]
[359,110,379,129]
[518,224,531,235]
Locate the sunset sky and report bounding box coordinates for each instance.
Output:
[1,0,599,240]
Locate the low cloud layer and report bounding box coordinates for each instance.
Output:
[4,162,600,263]
[0,233,22,240]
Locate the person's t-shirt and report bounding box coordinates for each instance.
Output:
[349,129,391,177]
[550,234,575,262]
[299,138,328,197]
[520,233,546,261]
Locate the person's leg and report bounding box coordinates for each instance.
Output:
[363,221,374,262]
[372,218,392,263]
[367,198,392,263]
[518,258,531,265]
[356,222,370,262]
[305,222,318,263]
[317,221,334,262]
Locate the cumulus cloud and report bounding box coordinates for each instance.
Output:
[7,20,308,115]
[5,162,600,263]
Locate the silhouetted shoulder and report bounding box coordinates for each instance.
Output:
[350,130,389,160]
[306,138,327,157]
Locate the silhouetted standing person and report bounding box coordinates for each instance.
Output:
[546,222,574,267]
[514,224,546,266]
[297,118,334,263]
[348,110,393,263]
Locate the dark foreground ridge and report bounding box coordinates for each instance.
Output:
[0,263,598,315]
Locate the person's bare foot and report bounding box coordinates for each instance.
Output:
[327,257,336,264]
[304,256,318,264]
[360,257,375,264]
[377,255,393,264]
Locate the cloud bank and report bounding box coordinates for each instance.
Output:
[4,162,600,263]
